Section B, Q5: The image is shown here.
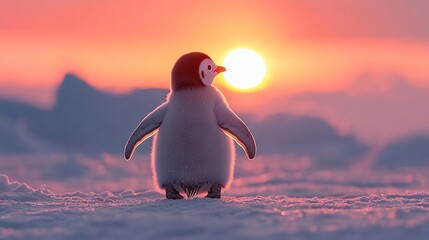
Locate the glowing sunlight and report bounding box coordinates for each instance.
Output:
[222,48,267,91]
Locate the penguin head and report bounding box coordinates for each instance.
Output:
[171,52,226,91]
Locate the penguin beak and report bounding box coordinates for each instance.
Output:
[216,66,226,74]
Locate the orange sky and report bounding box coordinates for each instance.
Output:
[1,0,429,107]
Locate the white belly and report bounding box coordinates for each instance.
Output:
[151,88,235,193]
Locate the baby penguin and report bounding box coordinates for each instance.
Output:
[125,52,256,199]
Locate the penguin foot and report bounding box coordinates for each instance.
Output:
[164,184,183,200]
[205,182,223,199]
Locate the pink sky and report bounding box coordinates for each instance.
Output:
[1,0,429,142]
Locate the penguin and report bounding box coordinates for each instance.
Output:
[124,52,256,199]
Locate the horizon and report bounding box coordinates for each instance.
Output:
[2,71,429,145]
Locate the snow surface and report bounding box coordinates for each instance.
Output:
[1,154,429,239]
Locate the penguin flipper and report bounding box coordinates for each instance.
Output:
[124,103,168,160]
[215,103,256,159]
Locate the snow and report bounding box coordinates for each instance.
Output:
[1,154,429,239]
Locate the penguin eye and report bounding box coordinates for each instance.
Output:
[207,65,212,70]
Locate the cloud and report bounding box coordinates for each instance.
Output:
[289,72,429,143]
[0,112,58,153]
[0,74,168,154]
[0,115,30,153]
[0,74,370,170]
[375,135,429,169]
[40,156,89,180]
[244,114,369,168]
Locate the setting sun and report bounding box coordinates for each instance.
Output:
[222,49,267,90]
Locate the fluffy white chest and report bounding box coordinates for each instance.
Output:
[152,87,234,190]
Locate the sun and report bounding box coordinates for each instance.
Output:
[222,48,267,90]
